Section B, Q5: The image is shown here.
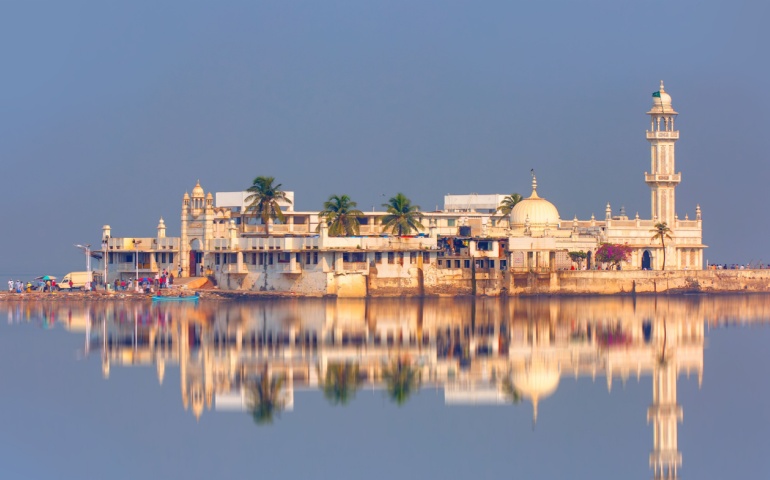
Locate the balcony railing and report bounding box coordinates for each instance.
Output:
[646,131,679,140]
[343,262,368,272]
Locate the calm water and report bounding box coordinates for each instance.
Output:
[1,295,769,480]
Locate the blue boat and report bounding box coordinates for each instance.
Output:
[152,293,200,302]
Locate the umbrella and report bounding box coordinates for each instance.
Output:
[35,275,57,281]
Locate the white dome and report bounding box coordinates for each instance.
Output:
[511,175,560,226]
[511,364,561,400]
[191,180,205,198]
[648,80,677,114]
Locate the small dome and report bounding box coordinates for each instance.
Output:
[157,217,165,229]
[206,192,213,200]
[648,81,677,114]
[192,180,205,198]
[183,192,190,200]
[511,175,560,226]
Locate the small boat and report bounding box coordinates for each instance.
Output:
[152,292,200,302]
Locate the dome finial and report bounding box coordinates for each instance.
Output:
[660,80,665,92]
[531,169,537,192]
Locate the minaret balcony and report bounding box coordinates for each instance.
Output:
[645,173,681,184]
[646,131,679,140]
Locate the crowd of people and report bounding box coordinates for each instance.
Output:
[113,270,175,292]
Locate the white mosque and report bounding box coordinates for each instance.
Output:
[99,82,705,294]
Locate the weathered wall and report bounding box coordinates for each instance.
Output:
[216,266,770,297]
[511,270,770,295]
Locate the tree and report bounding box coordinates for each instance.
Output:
[650,222,673,271]
[501,374,522,405]
[496,193,523,218]
[568,250,587,269]
[318,194,364,237]
[382,357,420,406]
[246,367,286,425]
[380,193,425,236]
[594,243,632,270]
[244,176,292,235]
[322,362,363,406]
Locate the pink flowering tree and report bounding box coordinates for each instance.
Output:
[594,243,633,270]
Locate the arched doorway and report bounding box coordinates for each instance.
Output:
[586,251,592,270]
[642,250,652,270]
[190,239,203,276]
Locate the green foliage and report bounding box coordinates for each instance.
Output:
[650,222,673,271]
[244,176,292,232]
[568,250,587,269]
[382,357,420,406]
[594,243,632,269]
[380,193,425,236]
[319,194,364,237]
[322,362,363,406]
[496,193,523,216]
[246,370,286,425]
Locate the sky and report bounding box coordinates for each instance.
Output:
[1,1,769,277]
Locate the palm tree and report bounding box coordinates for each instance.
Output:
[382,357,420,406]
[318,194,364,236]
[322,362,363,406]
[244,176,292,235]
[496,193,523,217]
[501,373,523,405]
[380,193,424,236]
[650,222,673,271]
[246,367,286,425]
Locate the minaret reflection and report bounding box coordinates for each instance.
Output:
[18,296,770,477]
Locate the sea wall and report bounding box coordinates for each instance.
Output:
[511,270,770,295]
[216,267,770,297]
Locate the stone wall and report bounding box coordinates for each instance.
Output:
[217,267,770,297]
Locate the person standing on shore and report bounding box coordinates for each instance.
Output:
[8,280,13,292]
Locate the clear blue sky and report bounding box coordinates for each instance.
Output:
[1,1,768,276]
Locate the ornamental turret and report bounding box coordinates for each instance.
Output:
[646,81,681,226]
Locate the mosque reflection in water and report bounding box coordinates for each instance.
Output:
[7,296,770,480]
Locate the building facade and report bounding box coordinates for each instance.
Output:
[100,82,704,294]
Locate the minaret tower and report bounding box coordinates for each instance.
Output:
[645,81,680,226]
[648,320,683,480]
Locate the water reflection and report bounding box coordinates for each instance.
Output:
[5,295,770,479]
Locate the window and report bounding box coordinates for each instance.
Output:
[388,252,395,264]
[422,252,430,264]
[464,260,470,269]
[215,253,221,265]
[168,253,174,264]
[306,252,311,265]
[375,252,382,263]
[125,254,133,263]
[251,253,257,265]
[438,260,443,267]
[409,252,417,263]
[489,259,495,269]
[500,260,507,270]
[454,260,461,268]
[447,219,456,227]
[109,253,114,264]
[277,253,290,263]
[313,252,318,264]
[269,253,274,265]
[477,241,492,251]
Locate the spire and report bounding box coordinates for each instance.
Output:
[530,169,540,199]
